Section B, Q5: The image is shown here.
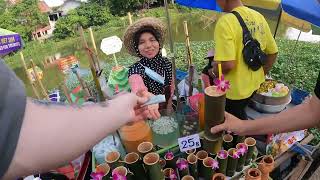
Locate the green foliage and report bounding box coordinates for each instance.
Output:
[108,0,144,16]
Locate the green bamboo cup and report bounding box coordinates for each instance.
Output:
[105,151,123,170]
[95,163,111,180]
[182,175,195,180]
[202,157,215,180]
[236,143,248,172]
[204,86,226,139]
[163,168,177,180]
[223,134,233,150]
[125,152,147,180]
[196,150,208,178]
[112,166,131,180]
[203,134,223,155]
[226,148,239,177]
[187,153,198,179]
[217,150,228,175]
[244,137,256,165]
[164,152,177,169]
[143,152,164,180]
[176,158,190,178]
[137,141,154,157]
[212,173,227,180]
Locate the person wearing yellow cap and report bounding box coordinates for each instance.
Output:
[212,0,278,120]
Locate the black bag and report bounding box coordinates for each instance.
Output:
[231,11,267,71]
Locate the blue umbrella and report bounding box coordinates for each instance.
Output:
[281,0,320,27]
[175,0,222,11]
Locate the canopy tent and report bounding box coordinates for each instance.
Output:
[0,28,22,56]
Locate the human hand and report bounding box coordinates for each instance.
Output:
[210,112,245,135]
[138,90,161,120]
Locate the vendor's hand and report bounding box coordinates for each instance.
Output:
[109,92,151,122]
[210,112,245,135]
[138,90,161,120]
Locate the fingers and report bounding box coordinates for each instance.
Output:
[136,95,149,105]
[210,123,227,134]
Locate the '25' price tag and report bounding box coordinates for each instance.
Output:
[178,134,201,152]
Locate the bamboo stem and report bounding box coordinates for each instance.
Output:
[74,69,91,98]
[89,27,98,55]
[79,26,105,101]
[183,21,192,65]
[128,12,133,25]
[20,52,40,99]
[61,81,72,104]
[30,59,49,100]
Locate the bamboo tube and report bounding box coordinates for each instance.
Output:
[258,155,274,180]
[187,153,198,179]
[105,151,123,170]
[244,137,256,165]
[226,148,239,177]
[143,152,164,180]
[196,150,208,178]
[112,166,131,179]
[186,149,196,155]
[236,143,248,172]
[245,168,262,180]
[163,168,176,180]
[30,59,49,100]
[89,27,98,55]
[137,142,154,157]
[128,12,133,25]
[78,26,105,101]
[223,134,233,150]
[159,158,166,169]
[20,52,40,99]
[203,157,215,180]
[176,158,189,177]
[95,163,111,180]
[124,152,147,180]
[212,173,227,180]
[217,150,228,175]
[203,134,223,155]
[183,21,192,65]
[182,175,195,180]
[204,86,226,139]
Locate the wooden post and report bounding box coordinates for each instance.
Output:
[89,27,98,55]
[30,59,49,100]
[128,12,133,25]
[183,21,194,97]
[19,52,41,99]
[79,26,105,101]
[61,81,72,104]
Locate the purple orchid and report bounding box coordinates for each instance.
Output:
[217,150,228,159]
[90,172,104,180]
[237,144,248,156]
[232,149,240,159]
[165,152,174,160]
[209,159,219,170]
[112,173,127,180]
[169,171,178,180]
[214,75,230,92]
[176,158,188,170]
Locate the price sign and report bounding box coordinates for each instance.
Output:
[178,134,201,152]
[100,36,123,55]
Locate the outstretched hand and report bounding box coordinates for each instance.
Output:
[138,90,161,120]
[210,112,245,135]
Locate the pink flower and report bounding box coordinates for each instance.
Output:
[217,150,228,159]
[112,173,127,180]
[165,152,174,160]
[90,172,104,180]
[232,150,240,159]
[169,171,178,180]
[214,75,230,92]
[176,158,188,170]
[237,144,248,156]
[210,159,219,170]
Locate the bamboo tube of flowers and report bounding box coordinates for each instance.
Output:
[204,86,226,139]
[112,166,130,180]
[244,137,256,165]
[226,148,239,177]
[137,141,154,157]
[159,158,167,169]
[124,152,147,180]
[143,152,164,180]
[223,134,233,150]
[176,158,190,177]
[164,151,176,169]
[182,175,195,180]
[236,143,248,172]
[258,155,274,180]
[93,163,111,180]
[212,173,227,180]
[202,157,218,180]
[163,168,177,180]
[245,168,262,180]
[187,153,198,179]
[105,151,123,170]
[217,150,228,175]
[196,150,208,178]
[203,134,223,155]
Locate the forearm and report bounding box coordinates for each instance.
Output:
[263,53,277,74]
[4,99,128,179]
[241,96,320,135]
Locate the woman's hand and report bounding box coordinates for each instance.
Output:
[139,90,161,120]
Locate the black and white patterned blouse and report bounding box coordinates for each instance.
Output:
[128,56,172,95]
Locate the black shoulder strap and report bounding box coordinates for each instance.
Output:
[231,11,252,39]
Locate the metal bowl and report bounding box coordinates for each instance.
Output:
[251,96,291,113]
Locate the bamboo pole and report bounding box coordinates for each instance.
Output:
[20,52,41,99]
[128,12,133,25]
[89,27,98,55]
[61,81,72,104]
[73,69,91,98]
[78,26,105,101]
[183,21,194,97]
[30,59,49,100]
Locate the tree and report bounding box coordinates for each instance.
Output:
[108,0,144,16]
